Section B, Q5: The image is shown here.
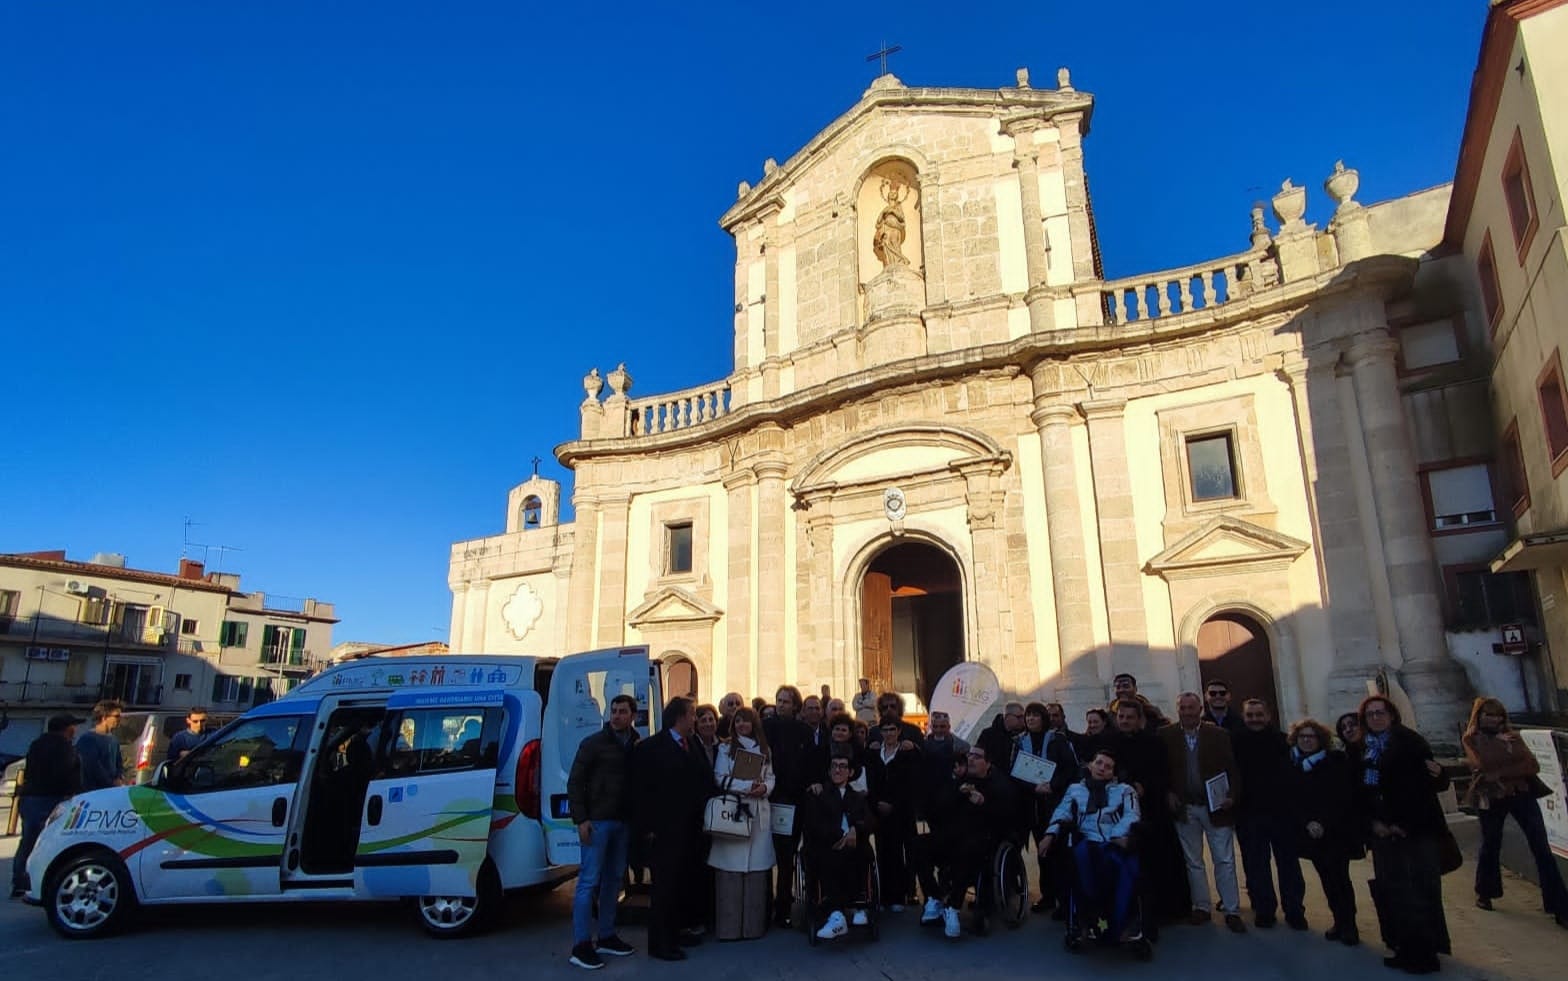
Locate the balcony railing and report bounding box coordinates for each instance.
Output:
[258,647,316,670]
[1100,247,1279,326]
[0,681,163,707]
[0,614,176,649]
[630,380,733,437]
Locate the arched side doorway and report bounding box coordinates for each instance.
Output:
[663,655,698,701]
[861,541,964,708]
[1196,612,1279,713]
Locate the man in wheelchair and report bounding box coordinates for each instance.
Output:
[931,746,1020,939]
[1039,747,1152,959]
[803,757,874,940]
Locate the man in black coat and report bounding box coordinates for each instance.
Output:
[12,714,84,897]
[763,684,812,927]
[937,745,1018,937]
[1105,700,1187,932]
[632,697,714,961]
[865,718,921,910]
[1232,698,1305,929]
[976,703,1024,770]
[803,756,873,939]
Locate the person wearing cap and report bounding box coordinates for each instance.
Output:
[11,714,84,897]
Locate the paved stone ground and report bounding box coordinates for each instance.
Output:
[1,818,1562,981]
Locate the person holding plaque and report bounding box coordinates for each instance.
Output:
[1014,702,1079,916]
[1158,692,1244,933]
[708,707,776,940]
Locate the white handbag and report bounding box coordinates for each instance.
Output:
[703,793,753,839]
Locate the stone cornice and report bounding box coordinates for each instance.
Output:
[555,255,1418,469]
[720,84,1095,231]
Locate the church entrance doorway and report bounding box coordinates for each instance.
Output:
[860,542,964,708]
[664,656,698,701]
[1196,612,1279,713]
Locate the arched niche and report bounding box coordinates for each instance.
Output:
[857,158,923,287]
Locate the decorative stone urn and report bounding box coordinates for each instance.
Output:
[1271,179,1307,229]
[582,367,603,404]
[606,362,632,398]
[1324,160,1360,217]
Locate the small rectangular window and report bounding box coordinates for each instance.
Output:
[1425,464,1497,530]
[181,618,199,635]
[173,673,193,691]
[1449,568,1536,629]
[1399,319,1461,372]
[1185,433,1238,501]
[1478,233,1502,331]
[1501,420,1529,517]
[219,620,248,648]
[1503,129,1538,258]
[0,589,18,617]
[666,522,694,575]
[1536,352,1568,473]
[79,596,109,626]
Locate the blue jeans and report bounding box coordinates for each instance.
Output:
[572,819,631,944]
[12,796,63,892]
[1476,793,1568,914]
[1070,840,1141,940]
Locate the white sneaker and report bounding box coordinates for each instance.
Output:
[942,906,961,938]
[921,897,943,924]
[816,910,848,940]
[851,909,869,927]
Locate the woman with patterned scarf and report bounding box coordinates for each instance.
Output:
[1282,718,1361,946]
[1354,695,1451,975]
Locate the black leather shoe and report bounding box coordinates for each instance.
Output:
[1475,897,1494,911]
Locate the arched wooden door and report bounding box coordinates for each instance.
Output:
[664,656,698,701]
[861,542,963,708]
[1196,612,1279,713]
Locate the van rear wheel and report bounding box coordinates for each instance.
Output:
[44,850,136,939]
[414,861,500,938]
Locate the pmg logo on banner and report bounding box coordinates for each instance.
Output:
[62,801,142,834]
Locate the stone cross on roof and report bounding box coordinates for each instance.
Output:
[865,42,902,77]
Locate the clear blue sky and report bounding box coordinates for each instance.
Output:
[0,1,1486,647]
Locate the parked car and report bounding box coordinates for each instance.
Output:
[114,711,238,784]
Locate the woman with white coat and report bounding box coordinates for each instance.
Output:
[708,707,776,939]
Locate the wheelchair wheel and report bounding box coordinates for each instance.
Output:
[865,852,881,941]
[795,852,815,942]
[991,840,1028,928]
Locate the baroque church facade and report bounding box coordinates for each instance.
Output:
[449,67,1520,739]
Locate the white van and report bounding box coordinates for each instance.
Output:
[22,646,661,939]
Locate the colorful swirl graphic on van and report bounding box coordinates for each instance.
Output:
[116,787,282,861]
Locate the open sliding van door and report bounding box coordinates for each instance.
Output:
[539,645,652,867]
[355,690,503,899]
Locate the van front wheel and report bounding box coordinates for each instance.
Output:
[44,850,136,939]
[414,861,500,938]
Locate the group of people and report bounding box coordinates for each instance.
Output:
[565,673,1568,975]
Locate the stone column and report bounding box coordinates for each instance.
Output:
[1279,357,1384,710]
[565,493,600,651]
[1001,116,1056,333]
[759,204,783,399]
[1080,399,1161,706]
[722,469,756,698]
[805,512,837,688]
[448,581,469,650]
[1029,389,1103,716]
[594,493,632,647]
[755,458,789,688]
[1347,332,1471,736]
[960,462,1010,677]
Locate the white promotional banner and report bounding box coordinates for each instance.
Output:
[1521,729,1568,860]
[928,662,1003,744]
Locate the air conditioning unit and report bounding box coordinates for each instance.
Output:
[66,580,91,596]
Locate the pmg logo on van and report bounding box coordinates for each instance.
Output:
[62,801,142,834]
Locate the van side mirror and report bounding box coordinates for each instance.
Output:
[152,761,170,788]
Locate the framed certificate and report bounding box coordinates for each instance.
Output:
[771,803,796,836]
[1010,751,1057,787]
[1205,772,1231,813]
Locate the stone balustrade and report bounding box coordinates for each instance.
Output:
[1100,248,1278,326]
[630,380,733,436]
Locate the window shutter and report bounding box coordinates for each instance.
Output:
[64,654,88,687]
[1429,465,1495,527]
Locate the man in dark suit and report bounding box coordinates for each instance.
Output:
[763,684,812,927]
[803,756,872,939]
[632,696,714,961]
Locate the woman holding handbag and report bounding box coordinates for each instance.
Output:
[1462,696,1568,927]
[708,707,776,940]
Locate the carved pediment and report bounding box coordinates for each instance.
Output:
[1144,516,1310,581]
[627,586,724,629]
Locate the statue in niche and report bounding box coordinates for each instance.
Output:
[872,178,912,268]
